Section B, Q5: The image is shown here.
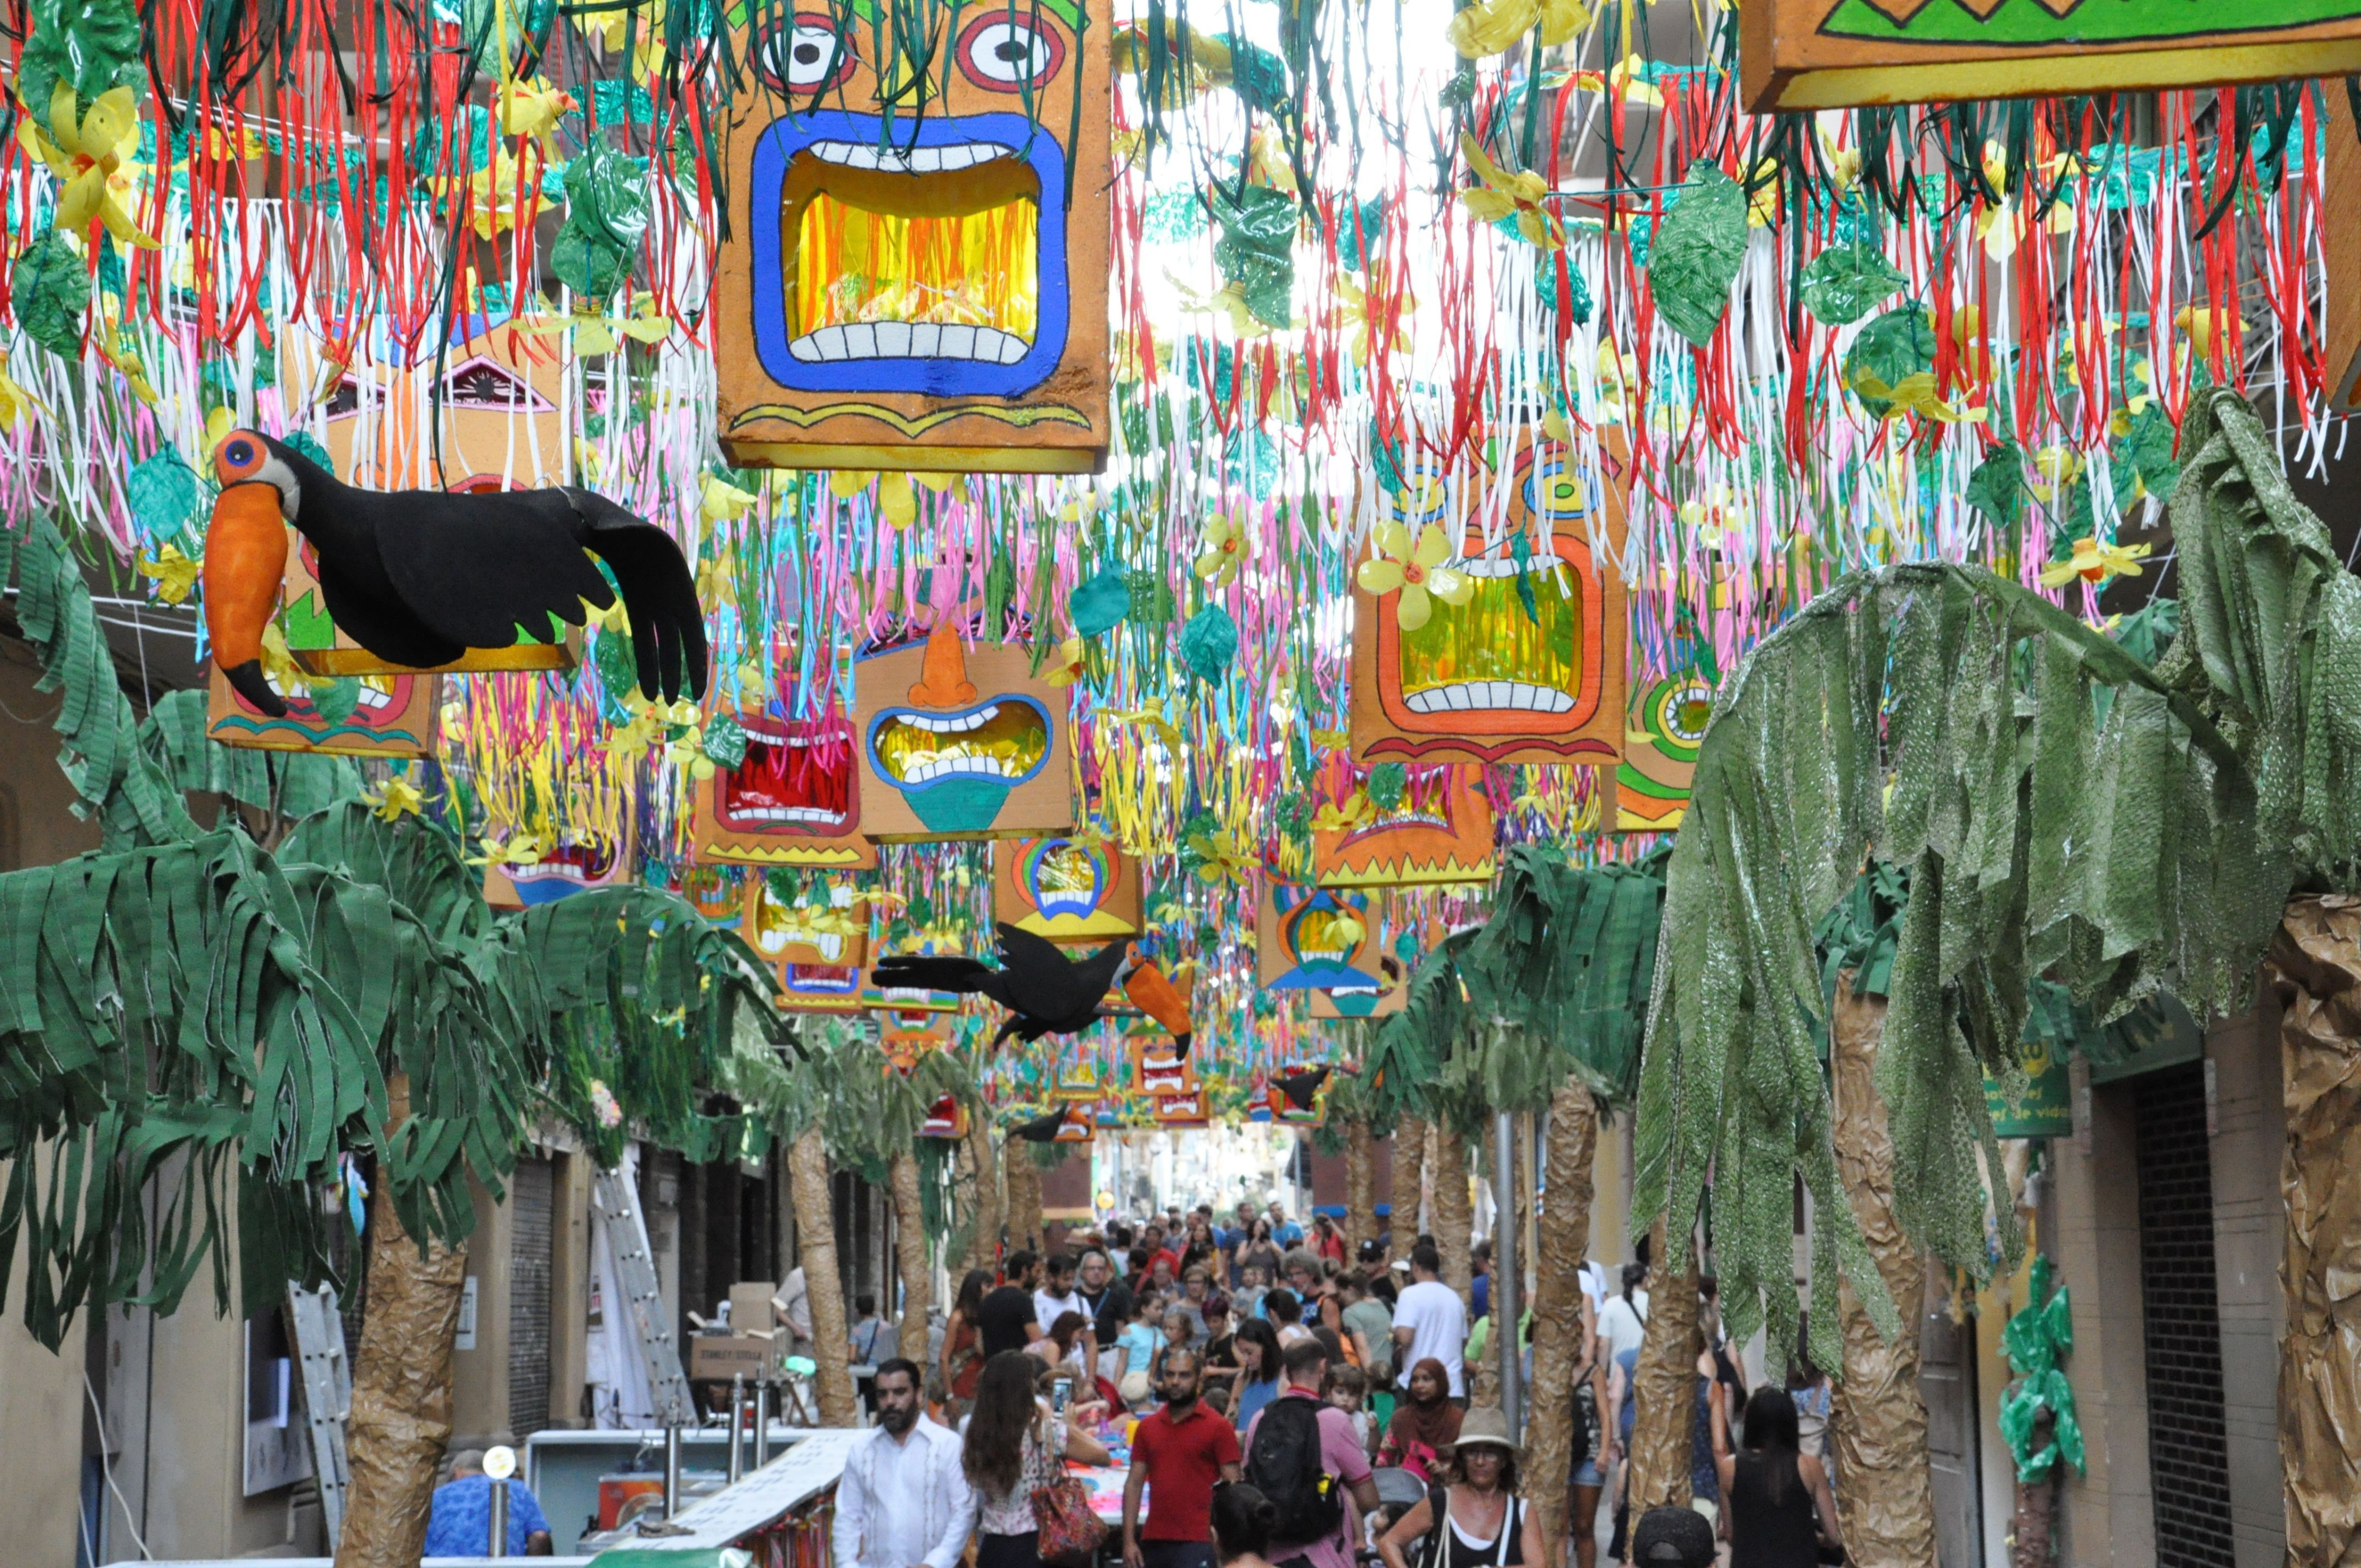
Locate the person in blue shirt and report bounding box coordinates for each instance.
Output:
[1264,1201,1303,1250]
[1470,1239,1492,1322]
[424,1449,554,1557]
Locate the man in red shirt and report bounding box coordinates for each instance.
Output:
[1122,1349,1242,1568]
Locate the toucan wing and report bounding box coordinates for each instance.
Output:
[868,952,1014,1009]
[1276,1067,1330,1110]
[992,923,1104,1025]
[564,489,710,703]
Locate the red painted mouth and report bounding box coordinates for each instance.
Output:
[718,713,857,834]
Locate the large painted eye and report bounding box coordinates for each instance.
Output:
[215,433,264,482]
[758,14,854,92]
[956,14,1064,90]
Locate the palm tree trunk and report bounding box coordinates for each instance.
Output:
[2270,895,2361,1566]
[890,1149,932,1378]
[1393,1115,1428,1242]
[1828,971,1937,1568]
[1345,1118,1379,1259]
[788,1125,859,1427]
[2009,1407,2058,1568]
[1433,1123,1471,1307]
[964,1114,1002,1272]
[337,1073,468,1568]
[1626,1220,1699,1512]
[1004,1138,1044,1253]
[1525,1084,1599,1558]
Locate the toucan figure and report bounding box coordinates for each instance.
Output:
[1274,1065,1331,1112]
[871,923,1195,1056]
[201,429,707,717]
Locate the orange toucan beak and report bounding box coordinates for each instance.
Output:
[1123,958,1193,1055]
[202,482,290,717]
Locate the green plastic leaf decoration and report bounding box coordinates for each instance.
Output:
[1071,565,1132,639]
[127,448,203,541]
[2111,401,2181,504]
[1364,762,1407,811]
[1206,182,1297,329]
[1334,195,1386,274]
[550,143,650,299]
[1179,604,1238,685]
[17,0,144,130]
[14,231,92,360]
[702,711,748,769]
[1644,162,1748,347]
[1843,305,1937,420]
[1798,243,1906,327]
[1998,1255,2084,1482]
[1964,441,2026,530]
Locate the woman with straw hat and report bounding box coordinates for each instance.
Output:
[1372,1408,1545,1568]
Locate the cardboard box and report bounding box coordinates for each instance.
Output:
[689,1333,775,1382]
[729,1282,780,1333]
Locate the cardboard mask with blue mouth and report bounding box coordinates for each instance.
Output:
[994,834,1143,941]
[717,0,1111,473]
[1255,883,1383,993]
[486,827,631,909]
[854,621,1072,840]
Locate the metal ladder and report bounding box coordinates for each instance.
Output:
[285,1282,352,1550]
[590,1166,696,1425]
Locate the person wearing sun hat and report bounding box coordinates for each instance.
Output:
[1371,1407,1545,1568]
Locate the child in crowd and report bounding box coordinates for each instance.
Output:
[1116,1294,1165,1385]
[1323,1364,1374,1456]
[1234,1262,1270,1324]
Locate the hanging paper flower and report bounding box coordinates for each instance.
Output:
[0,365,48,429]
[1194,510,1248,587]
[136,542,201,604]
[1331,277,1411,366]
[1457,133,1565,251]
[2039,536,2151,588]
[20,86,159,248]
[519,294,672,357]
[497,76,578,156]
[588,1079,624,1130]
[1846,368,1985,425]
[362,776,425,823]
[1044,636,1088,688]
[1356,521,1474,631]
[1446,0,1588,60]
[699,472,759,522]
[1310,794,1372,834]
[1185,829,1253,888]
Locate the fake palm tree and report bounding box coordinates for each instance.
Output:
[2000,1255,2082,1568]
[0,513,792,1566]
[1627,388,2361,1559]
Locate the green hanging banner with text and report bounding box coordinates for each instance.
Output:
[1985,1037,2073,1138]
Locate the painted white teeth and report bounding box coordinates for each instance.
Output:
[1403,682,1575,715]
[792,321,1030,363]
[724,804,848,824]
[807,140,1013,174]
[1444,555,1564,578]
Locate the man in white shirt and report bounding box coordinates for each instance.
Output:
[1388,1242,1469,1401]
[830,1360,976,1568]
[1034,1251,1085,1345]
[779,1265,815,1353]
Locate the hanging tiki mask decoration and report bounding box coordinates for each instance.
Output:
[691,704,878,868]
[1310,762,1495,888]
[675,862,748,929]
[717,0,1113,473]
[993,834,1143,942]
[1614,668,1715,832]
[1351,433,1628,768]
[1308,904,1419,1019]
[1743,0,2361,112]
[746,872,870,1012]
[1257,880,1389,1001]
[485,824,634,909]
[205,663,440,758]
[1129,1030,1197,1096]
[881,1010,951,1071]
[853,620,1073,840]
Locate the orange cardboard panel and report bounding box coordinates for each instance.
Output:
[1614,669,1713,833]
[745,872,871,1011]
[993,834,1143,942]
[852,623,1074,842]
[205,662,440,758]
[714,2,1111,473]
[691,706,879,869]
[1742,0,2361,112]
[1352,434,1627,768]
[1311,764,1495,888]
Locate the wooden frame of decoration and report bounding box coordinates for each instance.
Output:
[993,834,1143,942]
[205,662,440,757]
[1350,431,1628,768]
[1741,0,2361,113]
[852,622,1074,842]
[713,1,1112,473]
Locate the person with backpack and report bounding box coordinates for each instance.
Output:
[1370,1408,1544,1568]
[1241,1339,1381,1568]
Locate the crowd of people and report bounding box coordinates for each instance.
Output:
[827,1200,1849,1568]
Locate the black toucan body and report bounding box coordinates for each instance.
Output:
[869,923,1195,1056]
[1274,1066,1330,1111]
[202,428,707,718]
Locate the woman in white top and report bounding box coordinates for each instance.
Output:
[1594,1263,1649,1363]
[962,1350,1111,1568]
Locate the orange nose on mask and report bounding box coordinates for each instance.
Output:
[202,482,290,718]
[1123,958,1193,1053]
[906,619,979,708]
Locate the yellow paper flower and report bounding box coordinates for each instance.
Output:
[1850,368,1985,425]
[429,143,545,238]
[1195,510,1248,587]
[2175,305,2242,359]
[1045,636,1087,688]
[1169,271,1274,338]
[1446,0,1588,59]
[2028,446,2082,502]
[701,472,759,522]
[1104,699,1185,752]
[363,776,425,823]
[497,76,578,156]
[0,366,47,429]
[19,86,160,248]
[2039,536,2151,588]
[1332,276,1411,366]
[1457,133,1564,251]
[1186,830,1253,888]
[519,294,671,356]
[1744,159,1781,228]
[138,543,201,604]
[1356,521,1474,630]
[695,551,738,611]
[1310,795,1372,834]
